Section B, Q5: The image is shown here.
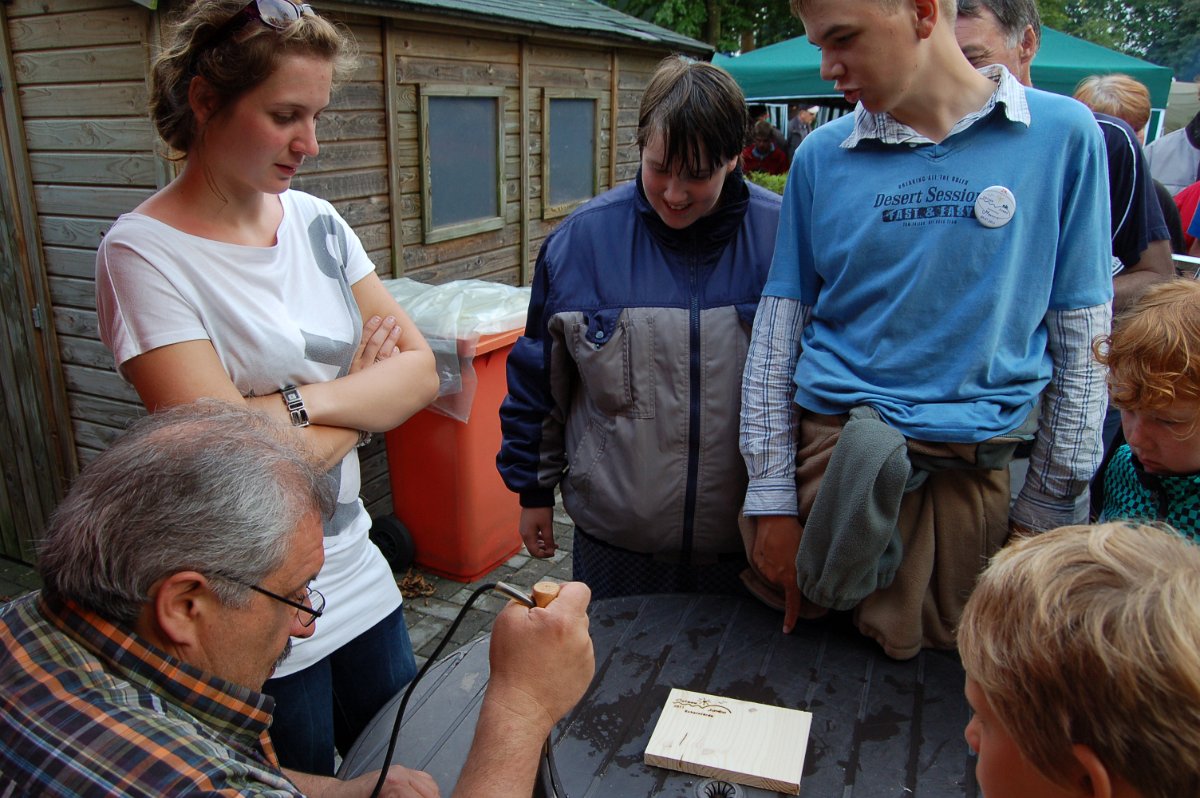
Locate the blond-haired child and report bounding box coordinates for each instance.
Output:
[958,522,1200,798]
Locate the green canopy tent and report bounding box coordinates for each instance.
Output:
[715,26,1173,130]
[1031,28,1172,108]
[712,37,832,102]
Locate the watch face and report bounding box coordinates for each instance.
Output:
[282,386,310,426]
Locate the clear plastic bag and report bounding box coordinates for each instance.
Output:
[384,277,531,422]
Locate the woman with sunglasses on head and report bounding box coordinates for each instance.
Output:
[94,0,440,791]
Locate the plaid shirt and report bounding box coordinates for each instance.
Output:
[841,64,1029,148]
[0,593,300,797]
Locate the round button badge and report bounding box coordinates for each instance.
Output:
[974,185,1016,228]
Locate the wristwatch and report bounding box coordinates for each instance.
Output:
[281,384,310,427]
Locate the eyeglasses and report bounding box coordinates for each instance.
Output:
[244,582,325,627]
[203,0,315,51]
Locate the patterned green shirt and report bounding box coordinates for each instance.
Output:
[0,593,301,796]
[1100,445,1200,542]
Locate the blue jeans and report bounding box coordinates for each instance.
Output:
[262,605,416,775]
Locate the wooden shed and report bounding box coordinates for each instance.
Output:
[0,0,709,564]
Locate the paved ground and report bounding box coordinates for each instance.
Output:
[0,505,572,670]
[399,503,573,666]
[0,557,42,603]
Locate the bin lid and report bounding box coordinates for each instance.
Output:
[476,327,524,355]
[384,277,530,341]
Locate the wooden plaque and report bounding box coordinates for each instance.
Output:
[644,688,813,795]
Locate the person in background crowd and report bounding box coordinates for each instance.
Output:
[1074,73,1185,254]
[94,0,439,775]
[748,102,788,151]
[740,0,1110,659]
[742,118,790,175]
[1157,181,1186,255]
[958,522,1200,798]
[1192,206,1200,256]
[0,402,596,798]
[786,104,819,158]
[499,56,781,599]
[1173,179,1200,253]
[1075,73,1152,146]
[1144,76,1200,196]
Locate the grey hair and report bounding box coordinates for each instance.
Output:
[38,400,335,625]
[957,0,1041,47]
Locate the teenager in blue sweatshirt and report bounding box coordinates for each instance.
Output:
[740,0,1111,658]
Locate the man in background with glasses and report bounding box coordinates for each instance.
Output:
[0,401,594,797]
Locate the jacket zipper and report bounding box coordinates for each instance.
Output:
[681,237,701,573]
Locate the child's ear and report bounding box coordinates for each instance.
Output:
[1070,744,1115,798]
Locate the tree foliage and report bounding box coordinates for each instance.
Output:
[602,0,802,53]
[1140,3,1200,82]
[1039,0,1200,81]
[606,0,1200,81]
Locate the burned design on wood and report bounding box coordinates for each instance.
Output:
[672,697,733,717]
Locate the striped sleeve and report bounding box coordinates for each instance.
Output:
[1010,302,1111,530]
[740,295,809,516]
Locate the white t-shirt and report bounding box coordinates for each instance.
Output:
[95,189,401,676]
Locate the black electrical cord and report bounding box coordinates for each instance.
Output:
[539,737,568,798]
[367,582,567,798]
[368,582,496,798]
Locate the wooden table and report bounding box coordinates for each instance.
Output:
[338,594,979,796]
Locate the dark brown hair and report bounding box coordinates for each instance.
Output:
[637,56,747,175]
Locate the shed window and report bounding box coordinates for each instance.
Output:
[420,87,505,243]
[543,92,600,219]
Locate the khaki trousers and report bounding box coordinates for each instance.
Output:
[741,411,1012,659]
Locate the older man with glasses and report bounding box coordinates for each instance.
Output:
[0,402,594,797]
[954,0,1173,315]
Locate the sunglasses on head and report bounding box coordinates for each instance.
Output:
[203,0,315,51]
